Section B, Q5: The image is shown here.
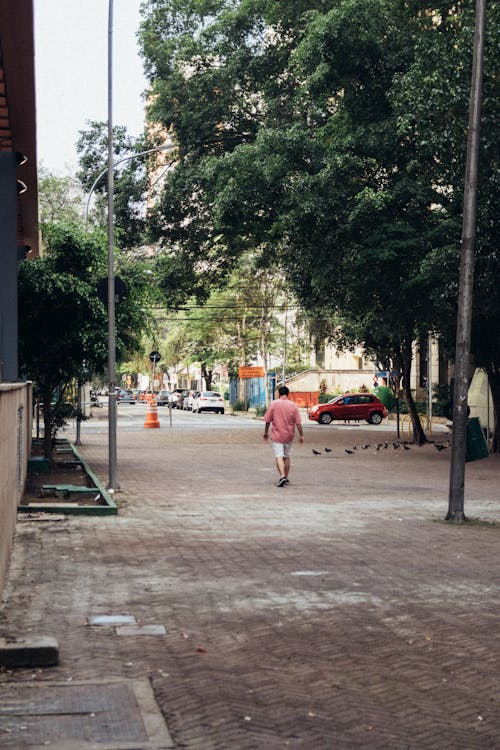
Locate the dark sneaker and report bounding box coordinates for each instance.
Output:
[276,476,287,487]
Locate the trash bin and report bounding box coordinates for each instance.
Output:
[466,417,489,462]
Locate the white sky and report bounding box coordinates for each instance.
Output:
[34,0,148,174]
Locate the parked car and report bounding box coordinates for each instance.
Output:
[192,391,225,414]
[168,390,183,408]
[116,389,136,404]
[308,393,388,425]
[177,390,190,409]
[156,390,171,406]
[183,391,196,410]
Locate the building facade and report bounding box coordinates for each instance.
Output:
[0,0,38,596]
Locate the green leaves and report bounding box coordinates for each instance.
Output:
[18,223,153,396]
[138,0,500,421]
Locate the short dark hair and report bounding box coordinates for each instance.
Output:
[278,385,289,396]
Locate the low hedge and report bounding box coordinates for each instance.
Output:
[393,399,450,417]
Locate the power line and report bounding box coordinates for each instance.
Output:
[152,304,294,311]
[155,317,289,322]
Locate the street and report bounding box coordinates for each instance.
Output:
[76,399,450,435]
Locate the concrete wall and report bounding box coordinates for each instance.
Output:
[286,369,375,395]
[0,382,32,598]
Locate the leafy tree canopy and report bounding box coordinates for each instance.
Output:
[18,222,156,455]
[38,165,85,231]
[154,251,292,387]
[139,0,499,444]
[76,120,149,248]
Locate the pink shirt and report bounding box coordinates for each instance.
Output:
[264,397,302,443]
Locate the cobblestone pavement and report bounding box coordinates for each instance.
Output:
[2,412,500,749]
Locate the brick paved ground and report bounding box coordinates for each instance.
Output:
[1,412,500,749]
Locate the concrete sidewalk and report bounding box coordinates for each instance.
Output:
[1,415,500,749]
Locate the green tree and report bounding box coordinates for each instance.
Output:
[139,0,436,441]
[18,223,153,458]
[38,165,85,230]
[157,253,288,388]
[76,120,149,248]
[388,1,500,447]
[140,0,318,302]
[139,0,499,445]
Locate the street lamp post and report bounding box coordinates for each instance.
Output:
[104,0,176,491]
[447,0,486,520]
[87,137,175,493]
[107,0,118,491]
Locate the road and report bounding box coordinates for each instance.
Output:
[72,400,449,436]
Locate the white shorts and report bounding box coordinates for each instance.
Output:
[272,441,292,459]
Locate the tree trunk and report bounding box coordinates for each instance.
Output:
[201,363,213,391]
[42,396,54,462]
[401,349,427,445]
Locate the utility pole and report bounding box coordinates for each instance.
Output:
[447,0,486,521]
[107,0,118,492]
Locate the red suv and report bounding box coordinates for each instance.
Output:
[308,393,388,425]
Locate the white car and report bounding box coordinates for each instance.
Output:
[183,391,196,410]
[192,391,225,414]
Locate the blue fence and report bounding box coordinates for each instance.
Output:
[230,373,276,409]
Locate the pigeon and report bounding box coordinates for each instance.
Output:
[312,449,321,455]
[375,443,381,451]
[383,442,388,449]
[434,443,447,451]
[324,448,332,453]
[403,444,411,450]
[345,449,354,455]
[393,442,400,449]
[361,444,370,450]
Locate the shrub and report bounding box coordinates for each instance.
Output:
[232,399,249,411]
[319,392,336,403]
[394,400,449,416]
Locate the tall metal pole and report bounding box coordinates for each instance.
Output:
[447,0,486,521]
[107,0,118,491]
[282,299,288,385]
[427,335,432,426]
[75,379,82,445]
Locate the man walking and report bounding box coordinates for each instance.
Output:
[263,385,304,486]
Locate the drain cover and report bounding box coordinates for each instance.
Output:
[0,678,174,749]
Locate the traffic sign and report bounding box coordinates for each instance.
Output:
[96,276,127,304]
[149,351,161,363]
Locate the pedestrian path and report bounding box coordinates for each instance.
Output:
[1,420,499,749]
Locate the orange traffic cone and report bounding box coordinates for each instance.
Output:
[144,398,160,428]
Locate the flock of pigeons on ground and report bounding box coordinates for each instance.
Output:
[311,441,451,456]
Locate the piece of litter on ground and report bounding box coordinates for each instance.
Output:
[87,614,137,626]
[115,624,167,636]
